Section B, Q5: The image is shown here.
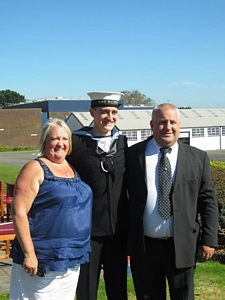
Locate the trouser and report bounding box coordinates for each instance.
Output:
[130,236,195,300]
[10,263,80,300]
[76,233,128,300]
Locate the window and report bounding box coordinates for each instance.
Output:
[222,127,225,136]
[207,127,219,137]
[121,131,137,141]
[192,128,204,137]
[141,130,151,140]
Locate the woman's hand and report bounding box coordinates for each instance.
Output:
[23,254,38,276]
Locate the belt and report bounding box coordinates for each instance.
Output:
[144,236,173,241]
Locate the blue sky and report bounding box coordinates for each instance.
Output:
[1,0,224,108]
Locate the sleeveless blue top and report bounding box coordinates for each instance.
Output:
[10,158,93,272]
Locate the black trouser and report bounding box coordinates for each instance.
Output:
[76,234,128,300]
[130,237,195,300]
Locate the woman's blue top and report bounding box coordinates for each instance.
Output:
[10,158,93,272]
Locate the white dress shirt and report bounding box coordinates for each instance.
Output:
[143,138,179,238]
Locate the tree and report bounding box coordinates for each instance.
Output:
[0,89,25,107]
[120,89,156,106]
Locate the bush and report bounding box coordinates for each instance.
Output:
[210,161,225,244]
[0,146,37,152]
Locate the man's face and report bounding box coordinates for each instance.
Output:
[90,106,118,136]
[150,105,180,147]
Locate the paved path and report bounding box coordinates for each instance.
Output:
[206,149,225,161]
[0,258,12,294]
[0,149,224,169]
[0,151,38,168]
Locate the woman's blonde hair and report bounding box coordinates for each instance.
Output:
[37,118,72,156]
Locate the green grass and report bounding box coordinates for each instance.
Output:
[0,163,21,190]
[1,261,225,299]
[98,261,225,299]
[0,256,224,298]
[0,146,37,152]
[194,260,225,299]
[1,161,225,299]
[0,294,9,300]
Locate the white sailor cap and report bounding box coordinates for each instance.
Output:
[87,91,124,108]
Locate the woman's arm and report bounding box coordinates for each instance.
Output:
[11,160,44,276]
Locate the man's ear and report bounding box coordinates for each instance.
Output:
[150,120,153,130]
[90,108,94,118]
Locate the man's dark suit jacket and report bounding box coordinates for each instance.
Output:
[127,136,218,269]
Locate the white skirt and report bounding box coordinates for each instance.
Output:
[9,262,80,300]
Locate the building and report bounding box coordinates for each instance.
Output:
[5,97,124,120]
[2,98,225,150]
[0,108,42,148]
[66,108,225,150]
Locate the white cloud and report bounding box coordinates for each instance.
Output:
[182,81,200,86]
[167,81,200,87]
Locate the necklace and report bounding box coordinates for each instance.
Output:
[42,157,70,177]
[55,160,69,176]
[64,162,69,176]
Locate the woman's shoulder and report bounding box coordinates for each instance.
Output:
[22,158,40,170]
[18,159,44,179]
[21,158,43,171]
[16,159,44,186]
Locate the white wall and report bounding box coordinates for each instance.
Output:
[122,127,225,150]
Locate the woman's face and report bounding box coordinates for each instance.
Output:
[44,125,69,161]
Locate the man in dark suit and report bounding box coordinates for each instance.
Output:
[127,103,218,300]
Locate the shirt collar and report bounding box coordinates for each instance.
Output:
[152,138,179,154]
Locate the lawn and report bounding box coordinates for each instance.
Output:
[0,163,21,190]
[98,261,225,299]
[1,161,225,299]
[1,261,225,299]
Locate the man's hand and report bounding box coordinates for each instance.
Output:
[198,245,215,260]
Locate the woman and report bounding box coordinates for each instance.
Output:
[10,118,92,300]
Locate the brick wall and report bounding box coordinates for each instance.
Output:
[49,111,72,120]
[0,108,42,147]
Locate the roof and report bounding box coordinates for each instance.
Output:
[69,111,94,127]
[68,109,225,130]
[178,109,225,128]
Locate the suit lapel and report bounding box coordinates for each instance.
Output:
[137,137,152,185]
[173,142,187,190]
